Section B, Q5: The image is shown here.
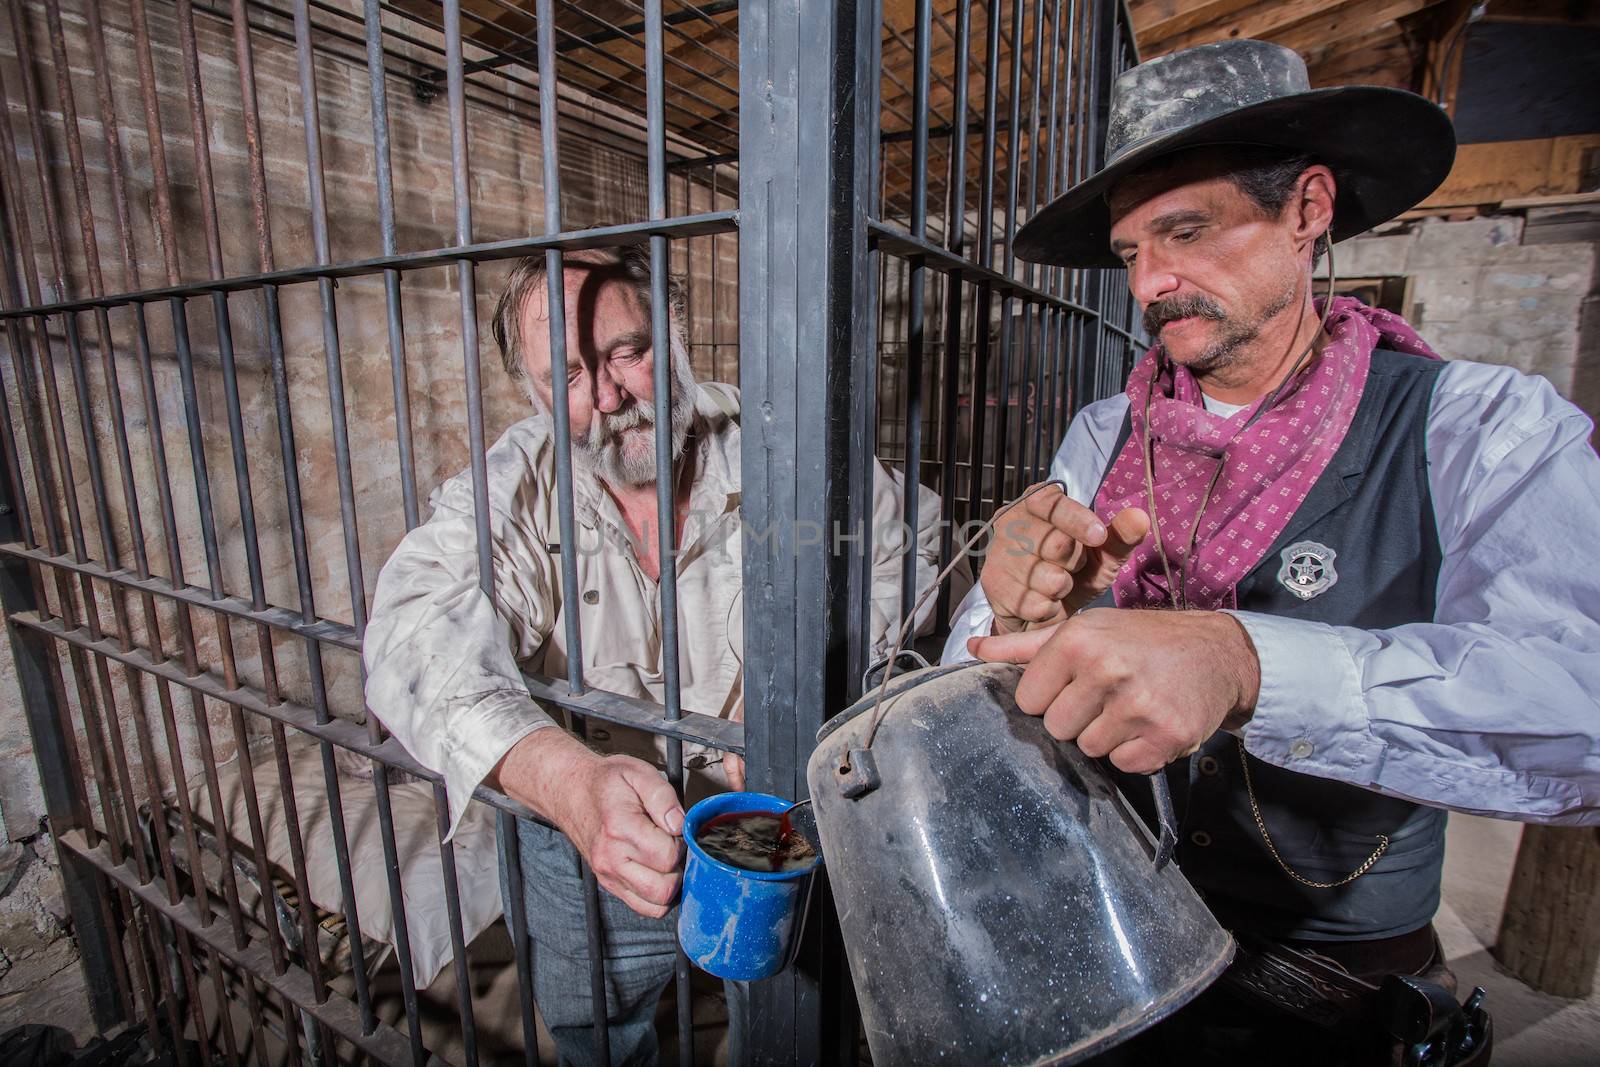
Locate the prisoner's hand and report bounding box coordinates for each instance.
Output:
[722,751,746,791]
[968,608,1260,773]
[980,485,1149,633]
[496,731,685,918]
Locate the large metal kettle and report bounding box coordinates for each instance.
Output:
[807,659,1234,1065]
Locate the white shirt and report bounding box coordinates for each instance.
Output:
[366,384,954,837]
[943,359,1600,825]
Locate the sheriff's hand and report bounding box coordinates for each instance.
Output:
[980,484,1149,634]
[968,608,1261,773]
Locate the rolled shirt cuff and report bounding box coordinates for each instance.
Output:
[1226,610,1386,785]
[437,691,558,841]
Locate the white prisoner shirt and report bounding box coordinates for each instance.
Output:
[366,383,950,836]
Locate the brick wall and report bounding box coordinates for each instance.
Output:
[0,0,735,847]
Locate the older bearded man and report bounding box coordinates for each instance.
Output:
[365,247,949,1063]
[946,39,1600,1066]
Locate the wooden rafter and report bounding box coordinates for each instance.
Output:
[1128,0,1260,45]
[1142,0,1440,57]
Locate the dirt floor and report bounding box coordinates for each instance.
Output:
[0,833,96,1047]
[1438,815,1600,1067]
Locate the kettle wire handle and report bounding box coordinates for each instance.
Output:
[860,649,931,694]
[1149,772,1178,872]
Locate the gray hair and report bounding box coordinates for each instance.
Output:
[1224,147,1319,217]
[490,245,688,381]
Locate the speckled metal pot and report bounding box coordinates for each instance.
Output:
[808,661,1233,1065]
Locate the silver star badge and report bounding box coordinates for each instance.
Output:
[1277,540,1338,601]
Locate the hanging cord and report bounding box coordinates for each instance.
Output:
[1140,240,1389,888]
[854,478,1069,756]
[1142,238,1338,611]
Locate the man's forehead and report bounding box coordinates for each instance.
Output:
[518,262,641,323]
[1108,153,1251,232]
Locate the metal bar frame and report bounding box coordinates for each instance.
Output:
[0,1,1143,1063]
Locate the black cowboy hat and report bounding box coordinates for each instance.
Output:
[1014,39,1457,269]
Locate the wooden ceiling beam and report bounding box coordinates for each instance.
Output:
[1302,23,1419,89]
[1146,0,1367,55]
[1129,0,1261,45]
[1272,0,1446,58]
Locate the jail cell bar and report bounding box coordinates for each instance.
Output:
[0,2,1140,1066]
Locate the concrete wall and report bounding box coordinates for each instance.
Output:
[1340,214,1599,411]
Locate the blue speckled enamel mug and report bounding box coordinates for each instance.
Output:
[678,791,821,981]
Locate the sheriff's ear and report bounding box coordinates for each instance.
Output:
[1291,164,1337,254]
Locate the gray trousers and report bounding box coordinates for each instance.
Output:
[497,817,746,1066]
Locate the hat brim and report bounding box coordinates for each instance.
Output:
[1013,86,1457,269]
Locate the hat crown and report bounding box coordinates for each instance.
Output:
[1105,40,1310,166]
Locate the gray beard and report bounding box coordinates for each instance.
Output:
[567,346,700,489]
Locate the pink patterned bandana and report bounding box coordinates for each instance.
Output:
[1093,297,1440,610]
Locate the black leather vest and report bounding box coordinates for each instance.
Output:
[1103,349,1447,941]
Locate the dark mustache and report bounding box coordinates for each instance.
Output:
[1142,294,1226,335]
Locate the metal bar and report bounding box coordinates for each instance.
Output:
[53,3,289,1051]
[519,0,742,124]
[1074,0,1118,416]
[499,810,540,1067]
[934,0,972,623]
[530,2,612,1057]
[643,2,695,1059]
[0,546,360,650]
[435,0,736,79]
[740,0,876,1059]
[72,32,191,1005]
[57,830,432,1064]
[881,115,1011,146]
[0,7,158,1030]
[11,609,504,816]
[0,213,738,322]
[434,782,480,1066]
[0,395,125,1032]
[380,0,741,150]
[358,6,427,1061]
[0,559,740,752]
[616,0,743,99]
[991,0,1027,510]
[869,224,1099,316]
[290,0,377,1032]
[247,0,406,1052]
[364,0,421,532]
[965,0,1005,520]
[432,0,748,123]
[169,4,279,981]
[1038,0,1071,470]
[440,4,486,1059]
[190,0,684,160]
[132,2,317,1054]
[898,0,932,621]
[1020,0,1048,484]
[849,0,883,703]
